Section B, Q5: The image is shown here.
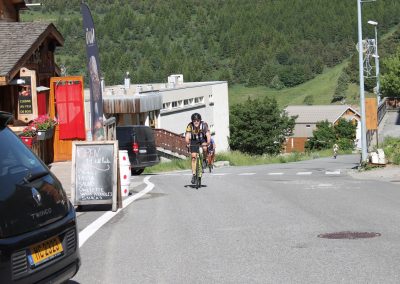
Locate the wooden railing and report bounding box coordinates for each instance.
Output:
[153,128,189,157]
[104,116,116,140]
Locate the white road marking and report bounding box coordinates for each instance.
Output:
[268,172,284,175]
[326,170,341,175]
[296,172,312,175]
[318,183,333,187]
[79,176,154,247]
[238,173,256,176]
[211,173,228,176]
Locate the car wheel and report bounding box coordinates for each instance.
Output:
[131,169,144,175]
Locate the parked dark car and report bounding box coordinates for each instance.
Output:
[0,112,80,283]
[116,125,160,175]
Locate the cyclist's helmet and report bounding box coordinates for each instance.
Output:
[191,113,201,121]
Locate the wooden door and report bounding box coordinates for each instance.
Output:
[49,76,85,161]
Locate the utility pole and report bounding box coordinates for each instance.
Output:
[357,0,368,163]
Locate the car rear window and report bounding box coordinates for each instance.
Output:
[116,127,135,143]
[0,128,47,200]
[135,127,155,142]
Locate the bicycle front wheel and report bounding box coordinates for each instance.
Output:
[196,176,201,189]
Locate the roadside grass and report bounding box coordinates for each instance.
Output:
[381,137,400,165]
[144,158,191,174]
[143,149,353,174]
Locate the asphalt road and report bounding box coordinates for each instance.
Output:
[70,155,400,283]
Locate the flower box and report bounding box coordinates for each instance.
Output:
[37,127,54,140]
[20,136,37,148]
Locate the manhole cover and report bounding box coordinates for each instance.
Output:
[318,231,381,239]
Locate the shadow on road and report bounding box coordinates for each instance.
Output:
[75,204,112,212]
[184,184,208,189]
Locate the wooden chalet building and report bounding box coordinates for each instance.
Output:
[0,0,65,163]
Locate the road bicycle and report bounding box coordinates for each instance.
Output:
[188,143,205,189]
[194,145,204,189]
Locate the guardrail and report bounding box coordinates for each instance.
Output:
[153,128,190,157]
[378,97,400,125]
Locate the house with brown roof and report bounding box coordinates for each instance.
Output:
[0,1,64,129]
[284,105,361,153]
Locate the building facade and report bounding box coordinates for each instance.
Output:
[95,75,230,152]
[285,105,361,152]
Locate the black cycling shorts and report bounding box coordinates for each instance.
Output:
[189,139,206,153]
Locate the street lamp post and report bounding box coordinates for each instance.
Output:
[368,20,380,105]
[357,0,368,162]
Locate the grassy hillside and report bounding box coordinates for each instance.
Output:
[229,62,360,108]
[228,65,343,108]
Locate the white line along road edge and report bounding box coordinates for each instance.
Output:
[78,176,154,248]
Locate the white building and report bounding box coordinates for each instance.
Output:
[85,74,230,152]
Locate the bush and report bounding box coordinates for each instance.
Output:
[382,137,400,164]
[229,97,295,155]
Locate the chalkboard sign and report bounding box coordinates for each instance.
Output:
[71,141,118,211]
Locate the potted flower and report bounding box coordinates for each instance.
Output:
[20,125,37,148]
[32,115,57,140]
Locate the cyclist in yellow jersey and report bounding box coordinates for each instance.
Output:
[185,113,211,184]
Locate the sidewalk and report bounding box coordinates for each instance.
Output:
[49,161,146,200]
[348,164,400,183]
[49,161,73,198]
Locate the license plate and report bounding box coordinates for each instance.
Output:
[28,236,64,267]
[139,149,147,153]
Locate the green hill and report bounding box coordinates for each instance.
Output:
[21,0,400,107]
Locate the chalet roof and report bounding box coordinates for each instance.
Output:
[285,105,360,124]
[0,22,64,83]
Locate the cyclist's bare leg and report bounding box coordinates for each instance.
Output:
[190,152,197,184]
[191,152,197,175]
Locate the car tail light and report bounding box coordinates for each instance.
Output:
[132,142,139,154]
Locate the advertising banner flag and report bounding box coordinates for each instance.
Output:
[81,2,104,141]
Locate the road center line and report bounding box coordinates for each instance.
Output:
[297,172,312,175]
[268,172,283,175]
[239,173,256,176]
[79,176,154,248]
[326,170,341,175]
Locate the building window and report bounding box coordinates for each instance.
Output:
[163,102,171,110]
[194,96,204,104]
[306,125,311,128]
[172,101,178,108]
[184,99,190,106]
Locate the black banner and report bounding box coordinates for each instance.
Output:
[81,3,104,141]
